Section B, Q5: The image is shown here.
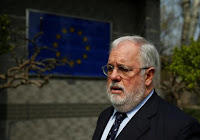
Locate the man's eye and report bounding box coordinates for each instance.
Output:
[107,66,113,71]
[118,67,129,72]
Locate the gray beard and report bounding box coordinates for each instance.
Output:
[107,78,146,113]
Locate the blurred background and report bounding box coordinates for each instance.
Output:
[0,0,199,140]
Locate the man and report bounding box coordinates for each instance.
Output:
[92,36,200,140]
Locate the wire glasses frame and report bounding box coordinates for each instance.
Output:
[101,64,150,79]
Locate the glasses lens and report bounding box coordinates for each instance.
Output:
[102,65,113,76]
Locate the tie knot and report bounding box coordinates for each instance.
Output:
[115,112,127,122]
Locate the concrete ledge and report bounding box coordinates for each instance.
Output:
[1,103,111,120]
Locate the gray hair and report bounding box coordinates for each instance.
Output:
[111,36,160,85]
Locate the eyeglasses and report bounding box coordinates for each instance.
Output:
[102,64,149,79]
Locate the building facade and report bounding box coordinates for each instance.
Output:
[0,0,160,139]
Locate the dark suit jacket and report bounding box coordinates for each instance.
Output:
[92,91,200,140]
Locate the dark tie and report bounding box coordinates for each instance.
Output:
[106,112,127,140]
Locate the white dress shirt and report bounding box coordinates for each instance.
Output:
[100,89,154,140]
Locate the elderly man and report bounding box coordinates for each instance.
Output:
[92,36,200,140]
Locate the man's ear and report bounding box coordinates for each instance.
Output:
[145,67,155,86]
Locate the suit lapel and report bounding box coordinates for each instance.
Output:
[116,91,159,140]
[116,116,151,140]
[92,106,114,140]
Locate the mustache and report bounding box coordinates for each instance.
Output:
[108,82,125,92]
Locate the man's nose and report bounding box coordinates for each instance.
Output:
[109,69,121,81]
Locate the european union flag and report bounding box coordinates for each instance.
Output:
[27,9,111,77]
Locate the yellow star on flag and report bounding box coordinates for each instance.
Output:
[76,59,82,64]
[85,45,90,51]
[53,42,58,48]
[78,31,82,36]
[62,58,68,63]
[62,29,67,34]
[70,27,75,33]
[56,34,61,39]
[83,37,88,42]
[83,54,88,59]
[69,61,74,67]
[56,52,61,57]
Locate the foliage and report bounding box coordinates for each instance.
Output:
[169,40,200,89]
[183,108,200,122]
[161,40,200,108]
[0,14,13,55]
[160,0,200,108]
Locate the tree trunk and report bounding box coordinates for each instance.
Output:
[189,0,200,40]
[181,0,191,45]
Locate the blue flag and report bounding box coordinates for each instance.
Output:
[27,9,111,77]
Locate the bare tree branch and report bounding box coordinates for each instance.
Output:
[0,31,70,90]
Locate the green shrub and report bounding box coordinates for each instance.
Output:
[183,108,200,123]
[169,40,200,89]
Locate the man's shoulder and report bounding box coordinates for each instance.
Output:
[95,106,114,126]
[155,95,200,138]
[156,94,199,125]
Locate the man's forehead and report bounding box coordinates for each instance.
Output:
[108,40,141,66]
